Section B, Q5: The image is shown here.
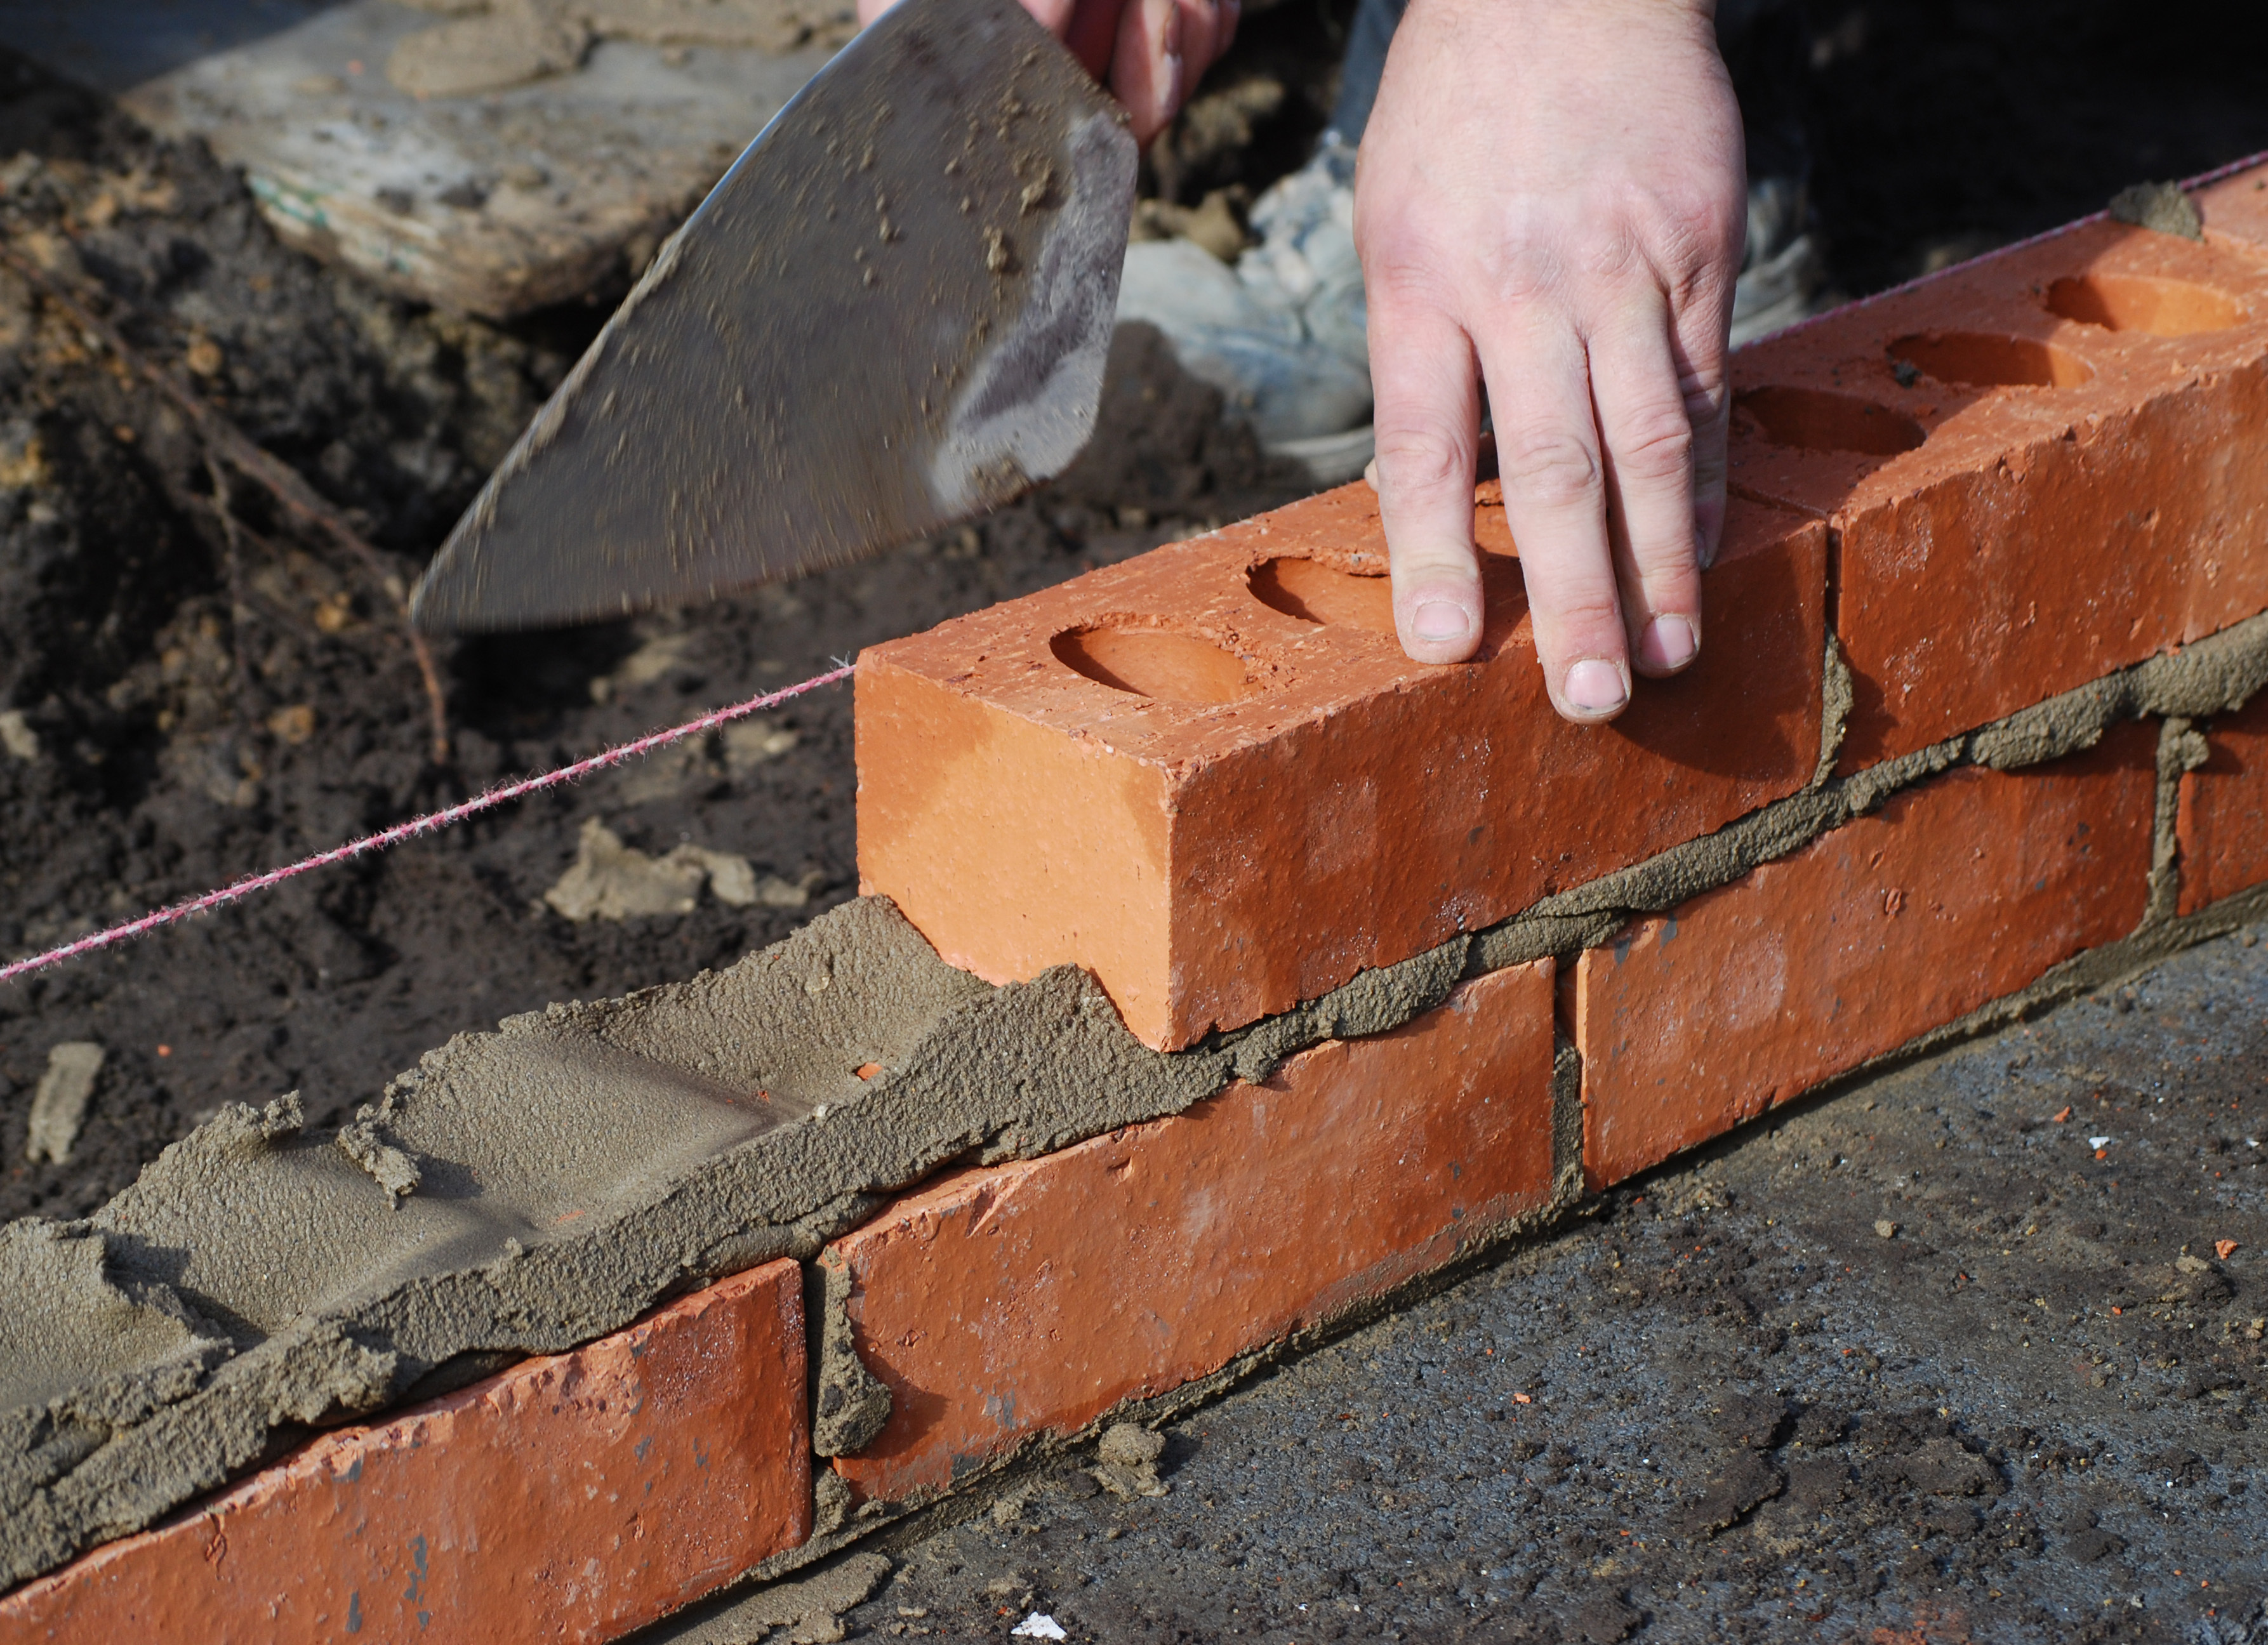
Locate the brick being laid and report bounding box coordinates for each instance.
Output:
[1575,722,2161,1190]
[821,960,1558,1508]
[858,489,1826,1051]
[0,1260,809,1645]
[1728,167,2268,772]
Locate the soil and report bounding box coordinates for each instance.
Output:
[6,0,2268,1629]
[0,48,1301,1227]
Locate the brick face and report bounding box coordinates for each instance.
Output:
[1576,723,2159,1189]
[1728,209,2268,771]
[0,1262,809,1645]
[2178,689,2268,915]
[825,961,1557,1507]
[859,489,1824,1050]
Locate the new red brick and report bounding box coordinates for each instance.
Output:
[1577,723,2158,1189]
[824,961,1556,1507]
[858,489,1824,1050]
[0,1261,809,1645]
[1728,190,2268,770]
[2177,688,2268,915]
[2199,164,2268,258]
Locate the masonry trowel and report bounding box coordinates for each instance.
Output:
[409,0,1136,633]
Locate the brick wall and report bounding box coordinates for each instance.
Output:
[17,169,2268,1640]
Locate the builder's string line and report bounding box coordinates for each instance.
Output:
[0,664,855,989]
[13,147,2268,993]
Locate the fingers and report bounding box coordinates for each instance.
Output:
[856,0,1218,145]
[1586,285,1704,678]
[1474,314,1633,721]
[1670,279,1734,569]
[1110,0,1230,143]
[1366,292,1487,666]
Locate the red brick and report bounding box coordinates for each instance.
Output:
[1728,197,2268,770]
[2177,688,2268,915]
[1576,723,2159,1189]
[858,489,1824,1050]
[2198,164,2268,258]
[0,1262,809,1645]
[824,961,1556,1507]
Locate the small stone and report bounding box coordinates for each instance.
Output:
[0,708,39,762]
[28,1042,105,1165]
[724,717,799,771]
[543,819,703,922]
[265,704,316,745]
[1874,1220,1899,1240]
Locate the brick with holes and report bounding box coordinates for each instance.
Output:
[857,486,1824,1051]
[1728,169,2268,771]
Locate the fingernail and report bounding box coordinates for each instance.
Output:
[1411,599,1472,644]
[1641,614,1699,672]
[1565,659,1628,715]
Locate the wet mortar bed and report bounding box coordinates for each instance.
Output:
[3,0,2268,1634]
[812,928,2268,1644]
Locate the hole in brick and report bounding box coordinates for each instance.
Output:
[2043,274,2246,336]
[1887,332,2094,388]
[1247,557,1396,633]
[1050,623,1254,703]
[1733,387,1926,456]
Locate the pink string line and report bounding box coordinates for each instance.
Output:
[0,664,854,989]
[1764,146,2268,348]
[12,150,2268,993]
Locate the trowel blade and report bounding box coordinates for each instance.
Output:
[409,0,1136,633]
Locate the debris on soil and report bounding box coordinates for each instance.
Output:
[722,718,799,771]
[544,818,724,921]
[25,1041,102,1164]
[1129,187,1251,263]
[660,1549,891,1643]
[388,0,594,99]
[1089,1422,1169,1499]
[539,818,806,921]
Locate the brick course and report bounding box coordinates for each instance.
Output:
[0,1262,809,1645]
[858,492,1823,1050]
[1730,218,2268,772]
[824,961,1557,1506]
[2178,689,2268,915]
[1577,724,2160,1189]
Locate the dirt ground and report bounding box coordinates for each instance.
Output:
[5,0,2268,1632]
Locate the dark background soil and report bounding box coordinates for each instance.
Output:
[4,3,2268,1630]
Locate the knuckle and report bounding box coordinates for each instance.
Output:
[1372,429,1469,494]
[1609,406,1694,486]
[1500,427,1602,508]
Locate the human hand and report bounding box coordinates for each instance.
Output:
[855,0,1237,143]
[1356,0,1746,722]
